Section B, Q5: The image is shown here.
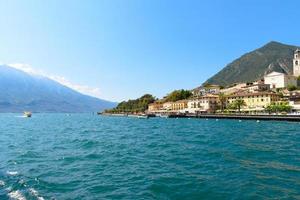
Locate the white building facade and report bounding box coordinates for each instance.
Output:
[293,49,300,77]
[264,49,300,89]
[187,95,219,113]
[264,71,297,89]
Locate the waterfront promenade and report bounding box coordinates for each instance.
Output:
[168,113,300,122]
[100,112,300,122]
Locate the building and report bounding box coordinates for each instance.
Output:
[264,49,300,89]
[227,92,280,112]
[148,101,173,113]
[148,102,163,113]
[220,83,247,95]
[193,84,220,97]
[187,94,219,113]
[242,83,270,93]
[171,100,188,113]
[162,102,172,111]
[264,71,297,89]
[289,94,300,112]
[293,49,300,77]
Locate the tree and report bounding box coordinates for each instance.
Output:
[218,93,227,112]
[105,94,156,113]
[266,102,292,114]
[287,84,297,91]
[230,99,246,113]
[164,89,192,102]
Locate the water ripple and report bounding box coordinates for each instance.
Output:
[0,114,299,199]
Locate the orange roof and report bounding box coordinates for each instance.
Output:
[228,92,278,98]
[203,94,219,98]
[174,99,188,103]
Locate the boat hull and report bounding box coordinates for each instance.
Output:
[23,112,32,118]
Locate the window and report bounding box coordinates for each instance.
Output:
[296,61,299,66]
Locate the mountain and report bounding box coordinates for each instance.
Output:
[204,41,300,86]
[0,65,117,112]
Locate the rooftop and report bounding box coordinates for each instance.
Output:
[228,92,278,98]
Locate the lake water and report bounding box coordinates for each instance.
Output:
[0,114,299,199]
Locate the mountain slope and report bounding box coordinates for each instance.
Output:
[204,41,300,86]
[0,65,117,112]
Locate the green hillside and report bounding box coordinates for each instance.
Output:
[105,94,155,113]
[204,41,300,86]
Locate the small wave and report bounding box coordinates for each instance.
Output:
[5,186,12,192]
[7,171,18,176]
[8,190,26,200]
[18,179,27,187]
[15,116,27,118]
[0,180,5,186]
[29,188,45,200]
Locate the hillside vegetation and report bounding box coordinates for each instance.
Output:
[105,94,155,113]
[204,41,300,86]
[163,89,192,102]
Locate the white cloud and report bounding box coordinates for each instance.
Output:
[7,63,102,98]
[49,75,102,98]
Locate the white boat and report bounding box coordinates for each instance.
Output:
[137,115,149,119]
[160,115,169,118]
[128,114,149,119]
[23,112,32,118]
[128,114,138,118]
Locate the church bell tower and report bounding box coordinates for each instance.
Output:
[293,49,300,77]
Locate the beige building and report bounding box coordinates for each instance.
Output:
[162,102,172,111]
[242,83,270,93]
[220,83,247,95]
[187,94,219,113]
[227,92,280,112]
[193,85,221,96]
[289,94,300,111]
[171,100,188,112]
[148,102,163,113]
[148,101,173,113]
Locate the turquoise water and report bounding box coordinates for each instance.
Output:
[0,114,299,200]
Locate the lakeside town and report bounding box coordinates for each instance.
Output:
[104,49,300,118]
[147,49,300,116]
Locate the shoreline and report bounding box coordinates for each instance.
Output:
[100,113,300,122]
[174,114,300,122]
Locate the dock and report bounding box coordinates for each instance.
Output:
[167,113,300,122]
[99,112,300,122]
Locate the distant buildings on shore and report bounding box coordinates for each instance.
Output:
[148,49,300,114]
[264,49,300,89]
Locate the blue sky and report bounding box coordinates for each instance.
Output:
[0,0,300,101]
